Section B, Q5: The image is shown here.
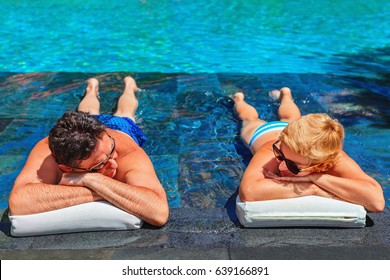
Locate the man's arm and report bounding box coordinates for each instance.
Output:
[9,138,103,215]
[68,173,168,226]
[9,182,103,215]
[9,138,169,226]
[59,147,169,226]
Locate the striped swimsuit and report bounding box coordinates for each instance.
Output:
[249,121,289,148]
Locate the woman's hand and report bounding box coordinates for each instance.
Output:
[264,170,338,199]
[263,169,312,182]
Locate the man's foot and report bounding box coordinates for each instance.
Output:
[85,78,99,98]
[124,76,141,93]
[233,92,245,103]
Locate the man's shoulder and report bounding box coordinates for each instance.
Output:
[17,136,60,184]
[26,136,57,169]
[30,136,50,151]
[109,129,140,149]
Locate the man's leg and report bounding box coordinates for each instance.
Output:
[233,92,266,147]
[270,87,301,122]
[77,78,100,115]
[113,76,140,121]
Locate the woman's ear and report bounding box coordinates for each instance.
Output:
[58,164,72,173]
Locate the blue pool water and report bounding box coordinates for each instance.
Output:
[0,0,389,210]
[1,0,389,74]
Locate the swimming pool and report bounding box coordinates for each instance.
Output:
[0,0,389,210]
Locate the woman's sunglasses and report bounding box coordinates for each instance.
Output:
[272,140,312,175]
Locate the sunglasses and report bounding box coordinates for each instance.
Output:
[71,132,116,172]
[272,140,312,175]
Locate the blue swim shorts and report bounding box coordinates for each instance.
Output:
[249,121,289,148]
[93,115,146,147]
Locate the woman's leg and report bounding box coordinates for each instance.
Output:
[233,92,266,147]
[234,87,302,152]
[113,76,140,121]
[270,87,301,122]
[77,78,100,115]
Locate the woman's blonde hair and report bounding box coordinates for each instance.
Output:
[279,113,344,171]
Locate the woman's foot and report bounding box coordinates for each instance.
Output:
[269,87,292,101]
[269,89,281,101]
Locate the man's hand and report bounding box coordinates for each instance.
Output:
[59,172,87,186]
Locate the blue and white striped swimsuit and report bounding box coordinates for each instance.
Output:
[249,121,289,148]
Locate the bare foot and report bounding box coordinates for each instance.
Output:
[233,92,245,103]
[85,78,99,98]
[269,87,293,101]
[269,89,281,101]
[124,76,141,93]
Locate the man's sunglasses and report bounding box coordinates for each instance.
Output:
[71,132,116,172]
[272,140,312,175]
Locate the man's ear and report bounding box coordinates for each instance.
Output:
[58,164,72,173]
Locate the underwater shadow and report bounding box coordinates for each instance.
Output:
[365,215,374,227]
[0,208,11,236]
[224,188,242,227]
[329,45,390,127]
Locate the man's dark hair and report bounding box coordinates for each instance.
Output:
[48,111,106,167]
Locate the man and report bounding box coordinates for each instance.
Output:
[9,76,169,226]
[233,87,385,212]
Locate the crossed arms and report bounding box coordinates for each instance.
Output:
[239,145,385,213]
[9,137,169,226]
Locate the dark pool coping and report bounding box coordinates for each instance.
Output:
[0,206,389,260]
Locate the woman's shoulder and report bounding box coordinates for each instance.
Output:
[328,150,365,176]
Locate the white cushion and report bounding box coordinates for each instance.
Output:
[236,195,367,228]
[9,201,143,236]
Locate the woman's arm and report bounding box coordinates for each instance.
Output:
[261,151,385,212]
[309,173,384,212]
[239,146,334,201]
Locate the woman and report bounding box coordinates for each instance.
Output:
[233,87,384,212]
